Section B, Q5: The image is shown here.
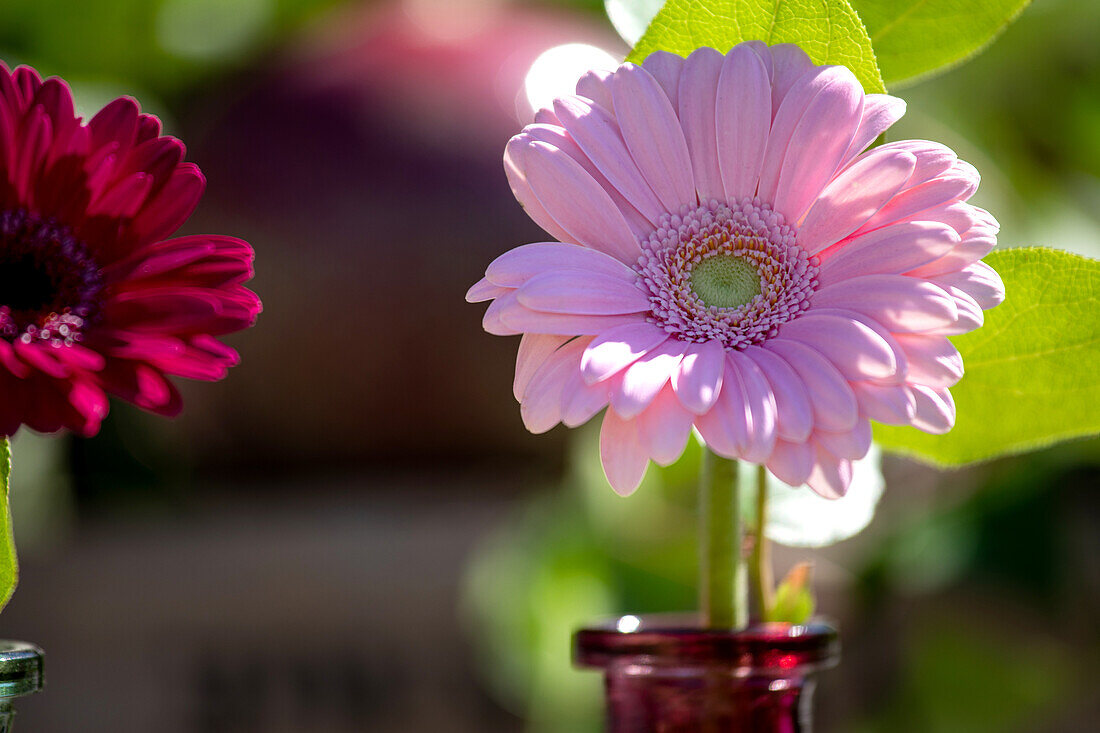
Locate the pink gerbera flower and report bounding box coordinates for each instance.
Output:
[0,64,260,436]
[468,43,1004,498]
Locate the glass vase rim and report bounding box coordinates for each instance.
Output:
[574,612,839,674]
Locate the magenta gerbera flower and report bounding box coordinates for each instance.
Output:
[0,64,260,437]
[468,43,1004,498]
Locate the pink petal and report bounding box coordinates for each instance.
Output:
[671,339,725,414]
[776,313,899,381]
[482,291,523,336]
[641,51,684,107]
[851,381,916,425]
[575,69,614,111]
[466,277,510,303]
[485,242,638,287]
[817,221,959,285]
[857,160,980,233]
[768,66,864,223]
[882,141,957,186]
[609,63,696,212]
[553,96,665,224]
[928,261,1005,310]
[766,340,858,432]
[815,419,872,460]
[519,338,588,433]
[521,123,654,237]
[910,385,955,434]
[766,439,814,487]
[582,322,669,385]
[515,334,572,401]
[805,443,852,499]
[504,136,574,244]
[742,345,813,443]
[497,298,644,335]
[728,350,778,463]
[809,306,910,385]
[612,340,685,418]
[637,386,694,466]
[797,148,916,252]
[677,47,725,203]
[894,333,963,388]
[766,44,815,118]
[693,358,749,459]
[811,275,958,332]
[560,370,613,427]
[600,409,649,495]
[936,287,984,335]
[517,270,651,315]
[842,94,907,163]
[715,44,771,202]
[523,141,641,262]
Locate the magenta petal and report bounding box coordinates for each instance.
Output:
[910,385,955,434]
[715,44,771,202]
[798,148,916,252]
[766,439,814,487]
[517,270,651,315]
[677,47,725,203]
[600,409,649,495]
[817,220,959,285]
[766,340,858,432]
[937,287,984,335]
[858,160,980,232]
[575,69,614,111]
[482,291,523,336]
[671,339,725,414]
[485,242,638,287]
[637,386,694,466]
[582,322,669,385]
[612,340,684,419]
[515,333,572,401]
[742,345,813,443]
[812,275,959,332]
[609,63,696,212]
[766,44,815,118]
[777,314,898,381]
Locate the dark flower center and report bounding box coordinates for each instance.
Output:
[0,209,103,345]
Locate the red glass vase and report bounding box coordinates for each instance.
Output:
[575,615,838,732]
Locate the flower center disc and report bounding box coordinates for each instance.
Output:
[634,199,819,349]
[0,209,102,344]
[690,254,761,309]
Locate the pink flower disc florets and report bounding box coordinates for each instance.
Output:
[637,198,817,348]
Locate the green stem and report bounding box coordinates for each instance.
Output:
[748,464,774,621]
[699,450,747,629]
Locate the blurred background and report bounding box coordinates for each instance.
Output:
[0,0,1098,730]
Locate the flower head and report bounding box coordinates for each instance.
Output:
[0,64,261,436]
[469,43,1004,497]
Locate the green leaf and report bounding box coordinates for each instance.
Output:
[876,248,1100,465]
[627,0,886,94]
[0,438,17,614]
[850,0,1032,87]
[766,562,814,624]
